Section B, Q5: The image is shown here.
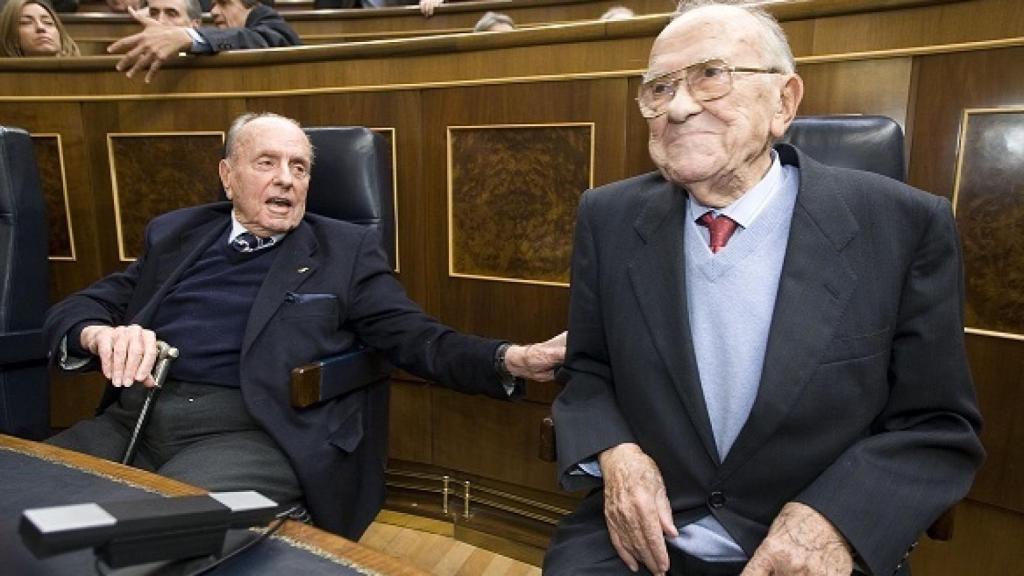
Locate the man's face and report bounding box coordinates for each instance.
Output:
[210,0,249,29]
[17,3,60,56]
[219,117,312,237]
[645,6,802,202]
[147,0,199,28]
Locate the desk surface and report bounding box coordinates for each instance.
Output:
[0,434,428,575]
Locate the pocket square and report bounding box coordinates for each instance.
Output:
[285,292,338,304]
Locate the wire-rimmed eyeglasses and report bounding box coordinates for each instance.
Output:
[636,58,783,119]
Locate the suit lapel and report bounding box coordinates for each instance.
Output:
[628,181,720,465]
[241,220,319,356]
[719,147,860,477]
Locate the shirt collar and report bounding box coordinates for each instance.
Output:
[687,150,783,229]
[228,211,287,245]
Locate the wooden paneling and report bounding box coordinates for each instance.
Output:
[912,499,1024,574]
[964,334,1024,514]
[30,136,75,260]
[3,0,1022,569]
[953,110,1024,338]
[390,380,434,463]
[797,57,914,128]
[447,123,591,286]
[107,132,224,260]
[432,387,561,493]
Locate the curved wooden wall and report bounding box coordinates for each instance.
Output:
[2,0,1022,570]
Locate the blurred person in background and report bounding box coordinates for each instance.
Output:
[474,10,513,32]
[141,0,201,27]
[0,0,80,56]
[107,0,299,82]
[600,5,634,20]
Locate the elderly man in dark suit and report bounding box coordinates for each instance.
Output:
[543,2,983,576]
[45,112,565,539]
[107,0,299,82]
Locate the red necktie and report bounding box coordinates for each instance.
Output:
[697,211,738,254]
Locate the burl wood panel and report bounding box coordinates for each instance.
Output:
[108,134,224,260]
[30,136,74,260]
[448,125,591,285]
[964,334,1024,514]
[954,111,1024,338]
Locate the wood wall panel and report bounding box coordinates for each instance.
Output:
[912,499,1024,574]
[953,110,1024,338]
[431,387,561,494]
[797,57,914,128]
[447,124,591,285]
[389,380,434,463]
[30,136,75,260]
[107,133,224,260]
[1,0,1021,568]
[963,334,1024,514]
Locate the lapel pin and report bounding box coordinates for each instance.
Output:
[297,267,310,274]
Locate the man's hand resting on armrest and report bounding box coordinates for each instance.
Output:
[502,331,567,382]
[80,324,159,388]
[740,501,854,576]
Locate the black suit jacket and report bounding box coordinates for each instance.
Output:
[45,203,508,538]
[552,145,984,575]
[197,4,300,52]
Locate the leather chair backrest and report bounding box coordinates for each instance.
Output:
[0,126,48,337]
[304,127,396,267]
[781,115,905,182]
[0,125,50,439]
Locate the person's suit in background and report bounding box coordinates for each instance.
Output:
[547,144,984,576]
[197,3,299,51]
[45,202,510,539]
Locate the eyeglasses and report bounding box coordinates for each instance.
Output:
[636,58,783,119]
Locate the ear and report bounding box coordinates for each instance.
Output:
[770,73,804,140]
[219,158,233,199]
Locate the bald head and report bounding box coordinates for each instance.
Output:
[643,1,803,205]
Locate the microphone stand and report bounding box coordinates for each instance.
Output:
[121,341,179,465]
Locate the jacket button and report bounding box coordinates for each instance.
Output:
[708,491,726,508]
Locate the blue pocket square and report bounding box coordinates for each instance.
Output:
[285,292,338,304]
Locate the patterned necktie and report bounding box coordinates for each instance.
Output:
[231,231,276,253]
[697,211,739,254]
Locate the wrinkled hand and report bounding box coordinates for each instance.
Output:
[80,324,159,388]
[107,7,192,83]
[504,331,566,382]
[599,443,678,574]
[418,0,444,17]
[740,502,854,576]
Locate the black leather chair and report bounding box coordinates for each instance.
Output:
[288,126,396,408]
[542,114,955,541]
[287,127,395,535]
[780,115,905,181]
[0,126,50,440]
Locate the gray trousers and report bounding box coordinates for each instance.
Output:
[47,380,303,507]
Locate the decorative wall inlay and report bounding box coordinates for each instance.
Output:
[447,123,593,286]
[952,108,1024,341]
[370,127,400,272]
[107,132,225,261]
[30,134,76,261]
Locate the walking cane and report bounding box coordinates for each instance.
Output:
[121,341,179,465]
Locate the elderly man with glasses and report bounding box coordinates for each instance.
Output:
[543,2,983,576]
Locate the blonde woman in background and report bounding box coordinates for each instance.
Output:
[1,0,80,56]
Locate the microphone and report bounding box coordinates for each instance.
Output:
[19,491,279,568]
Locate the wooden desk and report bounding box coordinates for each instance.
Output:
[0,434,427,575]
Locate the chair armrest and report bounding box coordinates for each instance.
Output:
[0,329,46,365]
[290,345,393,408]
